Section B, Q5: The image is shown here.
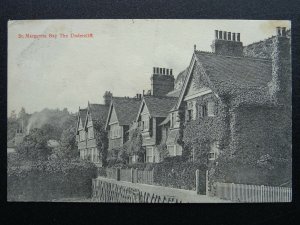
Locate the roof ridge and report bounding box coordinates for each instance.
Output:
[144,95,178,99]
[195,50,272,62]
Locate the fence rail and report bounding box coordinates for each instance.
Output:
[92,178,181,203]
[214,182,292,202]
[98,167,154,185]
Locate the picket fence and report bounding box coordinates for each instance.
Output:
[214,182,292,202]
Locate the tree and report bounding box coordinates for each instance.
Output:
[16,128,52,161]
[55,125,78,159]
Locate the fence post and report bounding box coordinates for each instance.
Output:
[116,168,121,181]
[196,169,200,195]
[205,170,209,196]
[131,168,134,183]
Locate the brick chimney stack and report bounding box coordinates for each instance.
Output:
[269,27,291,105]
[103,91,113,106]
[211,30,243,57]
[151,67,175,96]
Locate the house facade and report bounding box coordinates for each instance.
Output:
[76,107,87,157]
[136,95,178,163]
[76,92,111,166]
[171,27,291,164]
[105,96,142,160]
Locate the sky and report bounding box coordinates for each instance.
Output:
[8,19,291,114]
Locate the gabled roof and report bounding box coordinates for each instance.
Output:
[195,51,272,90]
[76,107,87,134]
[139,96,178,118]
[175,50,273,109]
[84,103,109,128]
[105,97,142,129]
[79,108,87,125]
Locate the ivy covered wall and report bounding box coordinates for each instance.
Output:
[181,93,230,163]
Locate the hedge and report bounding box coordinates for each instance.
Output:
[7,157,97,201]
[104,156,207,194]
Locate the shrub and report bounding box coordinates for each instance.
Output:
[211,154,292,187]
[7,158,97,201]
[153,161,207,193]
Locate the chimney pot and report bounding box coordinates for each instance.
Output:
[228,32,231,41]
[194,44,196,51]
[215,30,219,39]
[276,27,281,36]
[281,27,286,36]
[159,68,162,74]
[224,31,227,40]
[153,67,155,74]
[237,33,240,42]
[219,31,223,40]
[232,33,236,41]
[163,68,165,75]
[166,69,169,75]
[170,69,173,75]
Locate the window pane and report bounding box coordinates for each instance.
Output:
[207,102,215,116]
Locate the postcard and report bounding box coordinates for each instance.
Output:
[7,19,292,203]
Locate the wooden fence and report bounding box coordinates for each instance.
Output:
[92,178,181,203]
[98,168,154,185]
[213,182,292,202]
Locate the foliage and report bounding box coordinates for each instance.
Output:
[93,120,109,166]
[126,127,143,155]
[157,143,169,161]
[153,161,207,193]
[7,157,97,201]
[211,153,292,187]
[16,128,52,161]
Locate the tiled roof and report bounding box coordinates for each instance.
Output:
[159,115,170,126]
[89,104,109,123]
[78,108,87,126]
[166,89,181,97]
[174,67,189,89]
[194,51,273,92]
[112,97,142,125]
[144,96,178,118]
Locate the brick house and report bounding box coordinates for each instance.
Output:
[105,96,142,159]
[170,27,291,164]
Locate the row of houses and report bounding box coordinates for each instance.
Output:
[76,27,291,167]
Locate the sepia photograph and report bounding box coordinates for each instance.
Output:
[7,19,292,203]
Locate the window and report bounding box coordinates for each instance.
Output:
[88,127,94,139]
[207,102,215,116]
[167,145,176,156]
[209,141,220,160]
[79,131,85,141]
[141,115,150,131]
[170,112,179,128]
[186,101,196,121]
[146,147,153,162]
[199,105,207,118]
[110,124,121,139]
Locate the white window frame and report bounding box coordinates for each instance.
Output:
[207,101,216,117]
[209,141,220,160]
[146,147,153,163]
